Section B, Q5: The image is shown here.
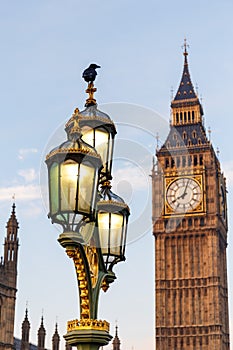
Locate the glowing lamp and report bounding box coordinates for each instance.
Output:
[97,181,130,271]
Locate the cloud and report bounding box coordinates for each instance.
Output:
[18,148,38,160]
[18,168,37,183]
[0,185,41,201]
[112,165,150,191]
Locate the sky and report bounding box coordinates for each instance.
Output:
[0,0,233,349]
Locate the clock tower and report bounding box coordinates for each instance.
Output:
[152,43,230,349]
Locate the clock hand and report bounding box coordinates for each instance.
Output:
[180,179,190,198]
[177,192,187,200]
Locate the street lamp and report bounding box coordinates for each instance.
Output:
[46,65,130,350]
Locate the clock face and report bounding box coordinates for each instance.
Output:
[166,177,202,213]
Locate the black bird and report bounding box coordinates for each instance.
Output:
[82,63,101,83]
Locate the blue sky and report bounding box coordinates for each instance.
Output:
[1,1,233,349]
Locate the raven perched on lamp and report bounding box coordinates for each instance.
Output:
[82,64,101,83]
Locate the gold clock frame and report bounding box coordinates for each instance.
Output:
[164,173,205,217]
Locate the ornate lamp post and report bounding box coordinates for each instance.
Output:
[46,65,130,350]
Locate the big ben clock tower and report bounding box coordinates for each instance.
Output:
[152,42,230,349]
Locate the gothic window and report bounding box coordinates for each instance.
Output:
[194,155,198,166]
[192,130,196,138]
[188,111,191,122]
[176,157,180,167]
[192,111,195,122]
[165,158,169,168]
[173,133,177,140]
[176,113,179,124]
[182,156,186,167]
[188,139,192,146]
[184,111,187,123]
[183,131,187,139]
[199,155,203,165]
[180,112,183,124]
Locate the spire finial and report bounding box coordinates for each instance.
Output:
[156,132,159,151]
[25,306,28,320]
[182,38,189,65]
[208,126,211,142]
[182,38,189,56]
[170,86,174,100]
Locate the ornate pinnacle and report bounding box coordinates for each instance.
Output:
[85,82,97,107]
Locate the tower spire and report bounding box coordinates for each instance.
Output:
[52,323,60,350]
[4,203,19,281]
[171,41,204,126]
[21,308,30,350]
[37,316,46,350]
[112,325,121,350]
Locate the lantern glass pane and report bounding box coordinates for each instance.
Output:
[94,129,109,172]
[98,212,110,254]
[98,212,123,256]
[82,126,93,146]
[49,162,59,215]
[78,163,95,213]
[110,213,123,255]
[60,160,78,211]
[82,128,109,173]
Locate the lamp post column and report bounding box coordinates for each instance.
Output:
[45,65,130,350]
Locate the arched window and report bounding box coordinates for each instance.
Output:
[192,111,195,122]
[188,111,191,122]
[180,112,183,123]
[194,155,198,166]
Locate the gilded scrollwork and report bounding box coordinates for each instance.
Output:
[66,247,90,319]
[67,318,110,332]
[84,245,98,289]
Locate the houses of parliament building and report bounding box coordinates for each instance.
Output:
[0,43,230,350]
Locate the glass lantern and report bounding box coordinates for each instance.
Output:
[46,118,102,233]
[97,181,130,271]
[66,105,116,181]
